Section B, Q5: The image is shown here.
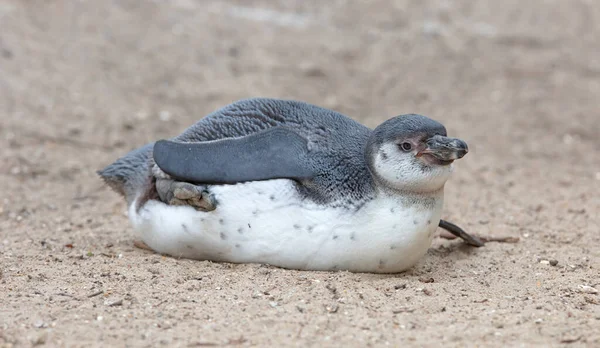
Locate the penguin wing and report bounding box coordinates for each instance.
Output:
[153,127,317,184]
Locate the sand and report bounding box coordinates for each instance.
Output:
[1,0,599,346]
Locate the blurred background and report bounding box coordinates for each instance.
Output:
[1,0,599,346]
[2,0,598,232]
[2,1,598,147]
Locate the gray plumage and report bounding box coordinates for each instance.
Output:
[98,143,154,206]
[99,98,447,207]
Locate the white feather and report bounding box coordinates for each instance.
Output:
[129,179,444,273]
[372,143,454,193]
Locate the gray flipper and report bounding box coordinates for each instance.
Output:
[153,127,316,184]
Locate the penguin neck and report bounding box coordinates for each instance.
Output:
[370,184,445,217]
[375,181,445,201]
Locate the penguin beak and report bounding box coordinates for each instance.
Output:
[417,135,468,164]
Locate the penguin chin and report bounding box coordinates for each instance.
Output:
[370,143,454,194]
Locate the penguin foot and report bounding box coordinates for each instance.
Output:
[438,220,484,247]
[155,179,217,212]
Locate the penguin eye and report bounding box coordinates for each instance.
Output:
[400,142,412,152]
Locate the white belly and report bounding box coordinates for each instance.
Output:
[129,179,443,273]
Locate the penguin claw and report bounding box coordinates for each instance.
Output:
[173,184,202,200]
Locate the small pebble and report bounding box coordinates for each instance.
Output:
[106,299,123,307]
[549,259,558,266]
[578,285,598,294]
[325,304,339,313]
[392,307,415,314]
[560,336,581,344]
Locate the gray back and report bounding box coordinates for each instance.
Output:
[175,98,376,206]
[99,98,377,207]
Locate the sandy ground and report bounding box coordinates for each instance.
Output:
[1,0,599,347]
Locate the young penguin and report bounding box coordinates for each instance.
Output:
[99,98,481,273]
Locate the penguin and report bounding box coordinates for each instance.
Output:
[99,98,481,273]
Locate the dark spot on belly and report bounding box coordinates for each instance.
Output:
[235,244,240,248]
[378,259,386,269]
[332,265,338,270]
[392,224,398,230]
[181,223,190,234]
[390,245,396,250]
[186,245,194,249]
[390,207,395,213]
[413,220,418,225]
[252,210,259,216]
[219,232,227,240]
[257,190,264,195]
[380,150,388,160]
[350,233,356,241]
[293,224,301,230]
[307,226,314,233]
[269,194,276,201]
[427,219,431,225]
[237,227,244,234]
[219,218,224,225]
[200,218,205,222]
[332,235,339,240]
[248,223,251,229]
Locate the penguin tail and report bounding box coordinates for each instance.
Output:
[98,142,155,205]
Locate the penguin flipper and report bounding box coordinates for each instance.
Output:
[153,127,316,185]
